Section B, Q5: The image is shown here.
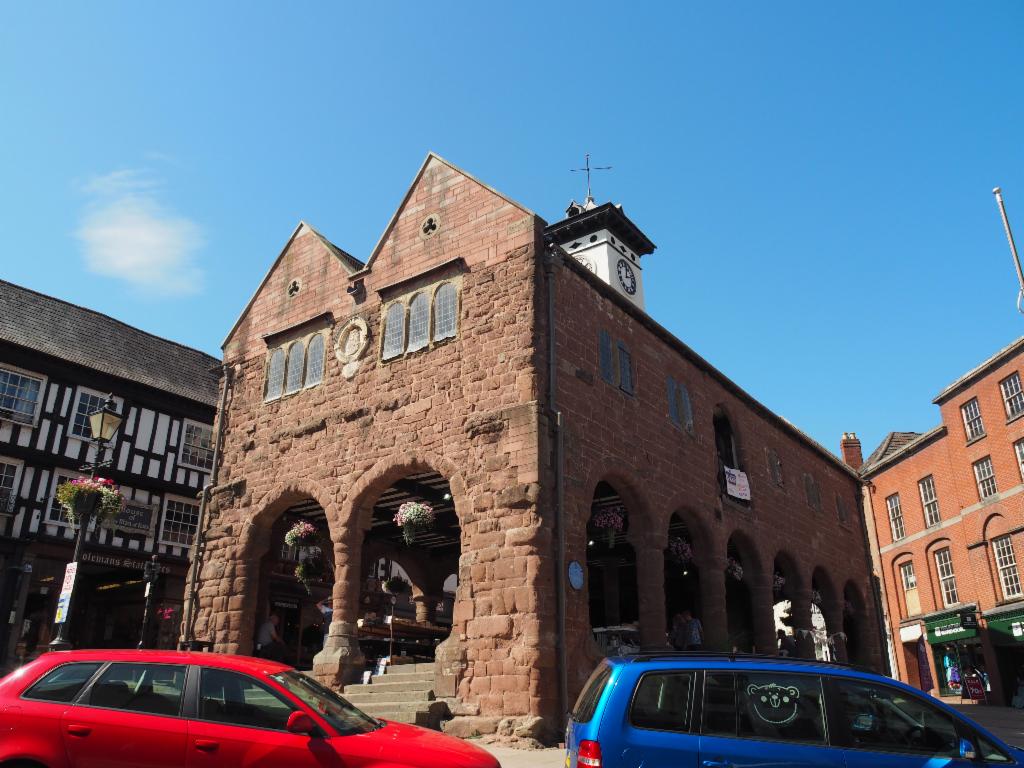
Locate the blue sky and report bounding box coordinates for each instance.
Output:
[2,2,1023,458]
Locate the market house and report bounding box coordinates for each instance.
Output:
[188,154,882,735]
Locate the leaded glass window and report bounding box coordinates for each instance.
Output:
[382,303,406,360]
[407,293,430,352]
[304,334,325,387]
[266,349,285,399]
[433,283,457,342]
[285,341,305,394]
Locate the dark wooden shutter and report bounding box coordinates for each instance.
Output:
[667,376,679,424]
[617,342,633,394]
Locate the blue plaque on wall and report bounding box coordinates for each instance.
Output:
[568,560,584,591]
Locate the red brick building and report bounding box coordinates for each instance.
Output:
[190,154,882,735]
[862,338,1024,707]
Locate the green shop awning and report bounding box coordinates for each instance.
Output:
[986,608,1024,646]
[926,614,978,644]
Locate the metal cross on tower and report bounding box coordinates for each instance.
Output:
[570,153,612,204]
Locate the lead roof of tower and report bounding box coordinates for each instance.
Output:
[544,201,656,257]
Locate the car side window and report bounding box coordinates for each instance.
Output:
[22,662,103,703]
[198,668,296,731]
[736,672,826,745]
[86,663,186,716]
[572,664,612,724]
[834,678,958,757]
[702,672,737,736]
[976,733,1013,763]
[630,672,694,732]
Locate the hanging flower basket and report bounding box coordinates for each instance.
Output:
[295,556,326,594]
[726,557,744,581]
[56,478,125,526]
[667,536,693,565]
[383,576,411,595]
[592,505,625,548]
[284,520,318,548]
[394,501,436,545]
[773,573,786,595]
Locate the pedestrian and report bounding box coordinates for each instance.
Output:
[777,628,797,657]
[255,614,285,661]
[669,613,687,650]
[682,609,704,651]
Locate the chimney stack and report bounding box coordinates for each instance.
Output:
[840,432,863,470]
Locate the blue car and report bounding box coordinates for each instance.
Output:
[566,653,1024,768]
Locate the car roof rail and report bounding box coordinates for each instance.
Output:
[621,650,873,673]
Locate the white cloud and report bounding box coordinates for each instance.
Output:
[76,169,204,296]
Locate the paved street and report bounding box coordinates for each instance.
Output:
[953,704,1024,748]
[480,744,565,768]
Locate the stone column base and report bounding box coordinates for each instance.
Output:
[312,622,365,689]
[433,632,466,698]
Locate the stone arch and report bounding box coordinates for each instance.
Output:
[770,549,806,655]
[342,450,469,535]
[227,479,339,661]
[238,480,340,560]
[772,550,805,601]
[661,500,717,564]
[724,530,763,652]
[663,510,704,647]
[811,566,842,661]
[579,462,655,545]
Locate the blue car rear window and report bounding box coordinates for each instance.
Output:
[573,665,612,724]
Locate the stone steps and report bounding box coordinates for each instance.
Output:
[342,661,448,729]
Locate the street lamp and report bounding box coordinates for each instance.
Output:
[49,394,122,651]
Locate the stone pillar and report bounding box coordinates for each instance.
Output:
[312,537,365,689]
[790,590,815,659]
[750,575,778,655]
[700,555,728,651]
[602,561,621,626]
[823,604,847,662]
[635,547,667,648]
[414,594,439,624]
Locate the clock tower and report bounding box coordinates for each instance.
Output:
[544,197,656,311]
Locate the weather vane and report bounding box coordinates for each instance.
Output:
[570,153,612,203]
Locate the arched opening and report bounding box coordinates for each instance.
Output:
[811,570,838,662]
[357,471,459,666]
[587,481,639,656]
[725,536,754,653]
[771,553,801,657]
[253,494,333,669]
[665,514,701,649]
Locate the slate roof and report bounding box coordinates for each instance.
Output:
[861,431,922,473]
[0,280,220,407]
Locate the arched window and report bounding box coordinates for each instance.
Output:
[266,348,285,400]
[713,410,739,468]
[285,340,305,393]
[433,283,457,342]
[407,293,430,352]
[304,333,325,387]
[382,302,406,360]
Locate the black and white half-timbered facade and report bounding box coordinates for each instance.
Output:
[0,280,218,668]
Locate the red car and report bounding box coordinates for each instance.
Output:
[0,650,500,768]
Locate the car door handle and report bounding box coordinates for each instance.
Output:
[194,739,219,752]
[702,761,734,768]
[66,724,92,737]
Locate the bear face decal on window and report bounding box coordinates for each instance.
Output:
[747,682,801,725]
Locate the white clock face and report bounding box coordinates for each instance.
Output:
[616,259,637,295]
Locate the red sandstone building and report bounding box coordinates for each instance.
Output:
[189,154,882,735]
[862,338,1024,707]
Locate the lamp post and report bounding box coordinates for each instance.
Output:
[138,554,160,649]
[49,394,122,651]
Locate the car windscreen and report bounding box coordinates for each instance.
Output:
[269,671,380,736]
[572,663,612,724]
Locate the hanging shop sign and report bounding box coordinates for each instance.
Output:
[899,624,923,643]
[80,551,171,575]
[960,611,979,630]
[985,609,1024,645]
[724,467,751,501]
[925,613,978,644]
[112,501,157,533]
